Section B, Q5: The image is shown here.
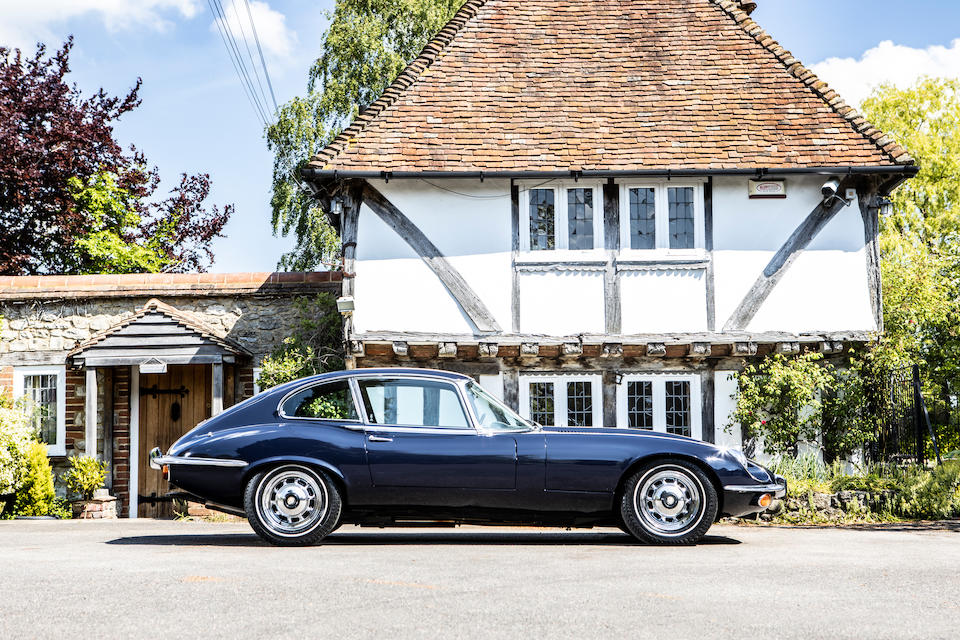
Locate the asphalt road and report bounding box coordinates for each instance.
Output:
[0,519,957,639]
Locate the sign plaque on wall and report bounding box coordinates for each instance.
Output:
[139,358,168,374]
[748,179,786,199]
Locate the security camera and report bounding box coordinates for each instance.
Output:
[821,177,840,201]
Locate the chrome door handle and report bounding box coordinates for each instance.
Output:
[367,435,393,443]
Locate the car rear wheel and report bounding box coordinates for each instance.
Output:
[244,465,342,546]
[619,459,717,545]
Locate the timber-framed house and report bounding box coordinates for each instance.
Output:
[300,0,916,447]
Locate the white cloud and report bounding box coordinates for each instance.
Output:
[0,1,201,49]
[210,0,298,64]
[811,39,960,108]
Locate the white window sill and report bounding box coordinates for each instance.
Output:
[516,249,608,266]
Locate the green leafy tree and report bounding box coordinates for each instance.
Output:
[267,0,465,270]
[862,77,960,451]
[256,294,344,389]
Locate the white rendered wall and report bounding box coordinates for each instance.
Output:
[354,179,513,335]
[713,370,741,450]
[620,269,708,333]
[712,175,875,334]
[518,270,605,335]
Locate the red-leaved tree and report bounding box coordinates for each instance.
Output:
[0,38,232,275]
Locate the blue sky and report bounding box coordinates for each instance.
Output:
[2,0,959,273]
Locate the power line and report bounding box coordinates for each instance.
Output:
[230,0,272,117]
[243,0,279,112]
[207,0,266,126]
[208,0,269,125]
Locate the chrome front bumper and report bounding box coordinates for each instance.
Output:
[148,447,247,470]
[723,475,787,498]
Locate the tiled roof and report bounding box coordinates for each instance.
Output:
[66,298,251,359]
[0,271,342,301]
[308,0,912,173]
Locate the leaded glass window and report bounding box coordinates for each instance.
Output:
[529,189,555,250]
[23,374,58,446]
[566,381,593,426]
[628,187,656,250]
[668,187,695,249]
[567,188,594,250]
[626,380,653,429]
[665,380,691,436]
[529,382,554,426]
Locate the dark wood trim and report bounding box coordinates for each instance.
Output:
[511,181,521,333]
[361,182,502,334]
[722,189,851,331]
[603,179,621,334]
[700,367,715,444]
[602,370,618,428]
[502,367,520,412]
[858,190,883,331]
[704,177,716,332]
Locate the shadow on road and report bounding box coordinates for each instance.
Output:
[105,530,742,547]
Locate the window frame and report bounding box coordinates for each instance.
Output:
[618,180,706,256]
[12,365,67,456]
[615,373,702,439]
[277,378,364,424]
[519,181,605,253]
[353,375,475,431]
[518,373,603,428]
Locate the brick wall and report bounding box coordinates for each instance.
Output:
[111,367,131,516]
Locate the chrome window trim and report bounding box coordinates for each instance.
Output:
[276,376,365,424]
[353,375,477,433]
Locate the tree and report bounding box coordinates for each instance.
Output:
[860,77,960,451]
[267,0,465,270]
[256,294,344,390]
[0,38,232,275]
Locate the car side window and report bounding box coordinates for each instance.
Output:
[357,379,469,429]
[281,380,358,421]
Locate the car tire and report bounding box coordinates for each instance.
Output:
[619,459,717,545]
[244,464,342,546]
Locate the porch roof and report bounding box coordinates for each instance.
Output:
[67,298,252,368]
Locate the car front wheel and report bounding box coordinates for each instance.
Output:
[619,459,717,545]
[244,465,342,546]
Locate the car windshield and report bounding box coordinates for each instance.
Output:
[464,381,537,432]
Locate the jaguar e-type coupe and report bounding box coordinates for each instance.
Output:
[150,368,785,546]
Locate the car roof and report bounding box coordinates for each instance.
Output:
[289,367,473,387]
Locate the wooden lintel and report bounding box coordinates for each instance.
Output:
[562,342,583,358]
[362,182,502,334]
[777,342,800,354]
[734,342,758,356]
[438,342,457,358]
[478,342,499,358]
[647,343,666,357]
[601,343,623,358]
[689,342,711,357]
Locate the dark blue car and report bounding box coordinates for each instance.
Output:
[150,368,785,546]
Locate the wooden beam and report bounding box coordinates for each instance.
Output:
[511,182,521,333]
[704,177,717,331]
[602,370,617,428]
[561,342,583,359]
[85,367,97,458]
[647,343,666,356]
[503,368,520,412]
[603,180,621,334]
[478,342,499,358]
[211,363,224,416]
[700,368,715,444]
[361,182,502,334]
[689,342,711,358]
[858,190,883,331]
[438,342,457,358]
[722,190,851,331]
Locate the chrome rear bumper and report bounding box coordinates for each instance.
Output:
[148,447,247,470]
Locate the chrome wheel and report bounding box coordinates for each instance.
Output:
[256,466,327,537]
[634,466,704,536]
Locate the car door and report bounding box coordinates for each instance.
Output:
[356,377,518,495]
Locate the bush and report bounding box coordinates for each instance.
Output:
[256,293,343,390]
[0,401,37,496]
[12,440,56,517]
[63,455,108,500]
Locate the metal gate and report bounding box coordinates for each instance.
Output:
[872,365,942,465]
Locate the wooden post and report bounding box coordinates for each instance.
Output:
[85,367,98,458]
[212,363,224,416]
[102,368,114,488]
[129,365,139,519]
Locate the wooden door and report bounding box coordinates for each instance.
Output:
[138,364,211,518]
